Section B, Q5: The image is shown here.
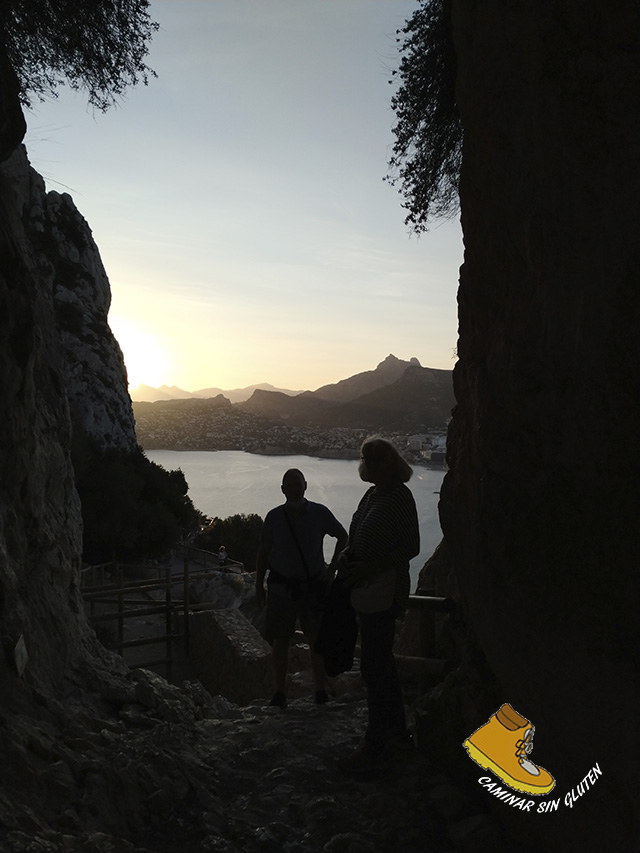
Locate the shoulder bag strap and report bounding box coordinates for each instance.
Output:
[282,507,312,581]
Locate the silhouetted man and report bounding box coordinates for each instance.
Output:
[256,468,347,707]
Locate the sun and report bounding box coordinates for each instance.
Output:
[109,316,169,389]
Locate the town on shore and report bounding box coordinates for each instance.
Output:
[133,400,448,468]
[132,354,453,467]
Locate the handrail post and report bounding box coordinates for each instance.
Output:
[165,564,172,680]
[416,587,436,693]
[183,556,190,656]
[89,566,96,617]
[117,563,124,657]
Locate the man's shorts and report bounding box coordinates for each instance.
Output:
[265,586,324,644]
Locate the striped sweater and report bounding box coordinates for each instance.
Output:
[347,483,420,607]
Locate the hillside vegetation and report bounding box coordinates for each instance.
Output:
[133,355,454,453]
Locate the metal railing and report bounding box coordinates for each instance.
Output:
[80,550,226,678]
[82,557,456,690]
[401,588,456,691]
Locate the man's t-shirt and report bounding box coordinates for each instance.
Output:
[260,500,346,582]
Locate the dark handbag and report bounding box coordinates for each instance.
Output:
[310,567,332,604]
[315,576,358,677]
[350,566,396,613]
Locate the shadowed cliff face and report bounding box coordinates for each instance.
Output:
[0,140,86,695]
[0,58,136,696]
[2,147,137,454]
[438,2,640,848]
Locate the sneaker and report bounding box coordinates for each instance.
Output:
[314,690,329,705]
[269,690,287,708]
[337,742,391,774]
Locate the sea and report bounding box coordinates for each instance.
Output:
[146,450,446,590]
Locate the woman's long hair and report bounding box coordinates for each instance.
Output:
[359,436,413,484]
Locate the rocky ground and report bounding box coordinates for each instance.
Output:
[0,668,506,853]
[0,559,516,852]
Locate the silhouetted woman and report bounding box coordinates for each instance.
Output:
[337,436,419,773]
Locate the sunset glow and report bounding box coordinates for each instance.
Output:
[25,0,462,392]
[108,316,169,390]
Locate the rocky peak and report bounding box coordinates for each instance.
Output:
[313,354,423,403]
[375,353,422,373]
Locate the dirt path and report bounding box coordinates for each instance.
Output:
[70,559,511,852]
[131,691,503,853]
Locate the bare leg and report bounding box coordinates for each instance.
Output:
[272,637,291,692]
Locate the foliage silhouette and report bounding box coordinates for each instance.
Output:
[1,0,158,110]
[75,444,199,563]
[196,514,264,570]
[385,0,462,232]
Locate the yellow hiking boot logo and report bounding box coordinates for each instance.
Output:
[463,703,555,795]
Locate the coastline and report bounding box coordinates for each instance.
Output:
[142,445,447,469]
[144,449,446,589]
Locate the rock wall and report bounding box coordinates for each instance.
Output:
[437,2,640,849]
[0,52,136,695]
[2,147,137,454]
[0,133,86,695]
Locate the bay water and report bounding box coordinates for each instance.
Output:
[146,450,445,590]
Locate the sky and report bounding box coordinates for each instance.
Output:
[24,0,463,393]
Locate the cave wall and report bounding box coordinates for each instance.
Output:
[0,56,137,696]
[2,147,137,455]
[0,135,86,695]
[440,1,640,848]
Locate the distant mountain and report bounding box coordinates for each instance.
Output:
[238,389,334,421]
[315,365,455,431]
[312,354,423,403]
[194,383,305,404]
[133,394,233,415]
[236,355,453,432]
[132,384,196,403]
[132,355,454,453]
[130,381,304,403]
[131,357,422,404]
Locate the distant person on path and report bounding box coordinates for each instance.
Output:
[256,468,348,707]
[336,437,419,773]
[218,545,227,567]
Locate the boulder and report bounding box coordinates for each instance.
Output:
[188,608,273,705]
[189,570,251,610]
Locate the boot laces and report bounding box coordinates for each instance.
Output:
[515,727,535,762]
